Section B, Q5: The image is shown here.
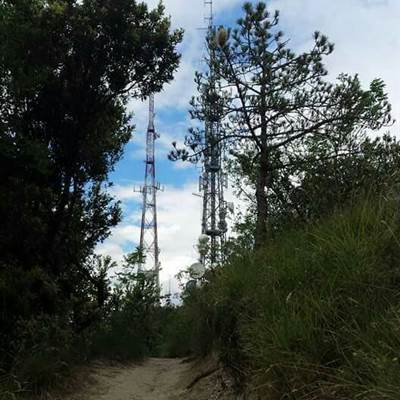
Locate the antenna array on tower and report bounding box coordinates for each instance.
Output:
[136,94,161,288]
[198,0,229,266]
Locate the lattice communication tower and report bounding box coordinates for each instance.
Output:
[198,0,229,266]
[137,94,161,288]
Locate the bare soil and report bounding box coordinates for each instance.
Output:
[61,358,237,400]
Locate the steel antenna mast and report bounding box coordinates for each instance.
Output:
[199,0,229,266]
[138,94,161,288]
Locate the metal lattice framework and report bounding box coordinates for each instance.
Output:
[137,94,161,287]
[199,0,229,266]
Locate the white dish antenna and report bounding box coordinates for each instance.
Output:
[189,262,206,279]
[185,280,197,291]
[199,234,209,242]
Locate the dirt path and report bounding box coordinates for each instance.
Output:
[62,357,238,400]
[66,358,190,400]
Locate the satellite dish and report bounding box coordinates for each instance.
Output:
[185,280,197,291]
[199,234,209,242]
[189,262,206,280]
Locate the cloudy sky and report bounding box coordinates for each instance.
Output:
[97,0,400,292]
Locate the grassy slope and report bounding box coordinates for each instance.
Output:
[175,197,400,399]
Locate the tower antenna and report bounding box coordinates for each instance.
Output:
[137,94,161,288]
[198,0,229,266]
[204,0,213,28]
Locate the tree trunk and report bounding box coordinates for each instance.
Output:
[255,70,268,249]
[255,146,268,248]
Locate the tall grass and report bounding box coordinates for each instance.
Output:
[177,196,400,399]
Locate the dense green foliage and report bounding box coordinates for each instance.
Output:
[91,254,167,361]
[0,251,170,397]
[0,0,182,396]
[171,196,400,399]
[231,134,400,243]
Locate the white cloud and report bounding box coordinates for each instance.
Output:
[157,182,203,276]
[97,242,125,266]
[269,0,400,130]
[97,181,203,294]
[110,184,142,202]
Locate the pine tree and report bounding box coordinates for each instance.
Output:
[172,1,391,247]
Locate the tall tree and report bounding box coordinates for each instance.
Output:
[172,1,391,247]
[0,0,182,346]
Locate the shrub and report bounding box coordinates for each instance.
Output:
[90,272,162,361]
[3,316,77,396]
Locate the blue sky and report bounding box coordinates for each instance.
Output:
[98,0,400,293]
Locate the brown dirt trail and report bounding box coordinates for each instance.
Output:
[64,357,236,400]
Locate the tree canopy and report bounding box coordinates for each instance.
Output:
[0,0,182,364]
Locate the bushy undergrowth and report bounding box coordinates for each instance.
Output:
[0,273,164,398]
[0,316,81,399]
[174,197,400,399]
